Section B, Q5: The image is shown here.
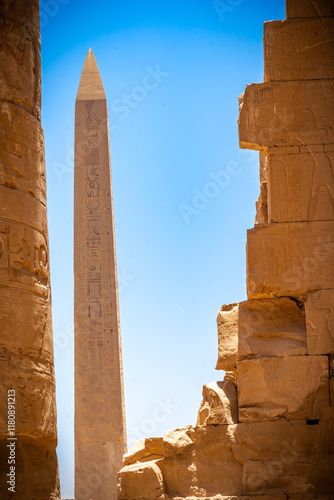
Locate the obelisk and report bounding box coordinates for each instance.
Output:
[74,49,127,500]
[0,1,60,499]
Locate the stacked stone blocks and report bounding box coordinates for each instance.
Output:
[117,1,334,498]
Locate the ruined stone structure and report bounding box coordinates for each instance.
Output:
[117,0,334,498]
[0,0,60,499]
[74,49,127,500]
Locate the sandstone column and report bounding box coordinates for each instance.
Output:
[74,49,127,500]
[0,1,60,499]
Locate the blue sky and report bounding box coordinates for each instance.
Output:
[40,0,285,497]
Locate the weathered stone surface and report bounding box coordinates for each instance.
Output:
[264,18,334,82]
[238,298,307,360]
[0,0,41,119]
[255,181,268,225]
[146,437,165,455]
[216,298,306,363]
[0,109,54,374]
[242,460,323,495]
[247,221,334,298]
[197,381,238,425]
[305,289,334,354]
[255,152,268,224]
[123,437,164,466]
[240,418,334,496]
[224,369,237,385]
[255,186,268,225]
[163,426,243,497]
[164,428,194,458]
[235,419,334,495]
[330,356,334,407]
[166,496,322,500]
[239,80,334,151]
[118,420,334,498]
[164,420,334,497]
[268,149,334,222]
[237,356,329,421]
[216,303,239,371]
[75,50,126,500]
[167,497,286,500]
[0,437,60,499]
[286,0,334,19]
[117,461,164,500]
[0,1,59,498]
[0,101,47,206]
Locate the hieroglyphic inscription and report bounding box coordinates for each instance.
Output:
[268,149,334,222]
[0,218,48,296]
[83,108,104,367]
[75,49,126,500]
[247,221,334,298]
[78,107,116,359]
[306,289,334,355]
[0,371,56,438]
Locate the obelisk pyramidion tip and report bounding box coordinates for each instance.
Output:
[76,48,106,101]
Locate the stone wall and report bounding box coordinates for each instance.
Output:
[117,0,334,498]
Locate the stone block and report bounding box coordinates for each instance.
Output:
[246,221,334,299]
[119,421,334,498]
[242,459,326,495]
[237,419,334,496]
[264,18,334,81]
[216,303,239,371]
[306,289,334,354]
[164,428,194,458]
[197,381,238,425]
[255,181,268,225]
[268,149,334,222]
[163,420,334,498]
[146,437,165,456]
[117,461,165,500]
[216,298,307,363]
[255,153,269,225]
[123,437,164,466]
[238,298,307,361]
[238,80,334,151]
[237,355,329,421]
[286,0,334,19]
[163,425,243,497]
[238,418,334,496]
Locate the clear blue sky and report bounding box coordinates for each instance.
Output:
[40,0,285,497]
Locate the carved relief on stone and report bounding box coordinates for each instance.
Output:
[286,0,334,19]
[306,289,334,354]
[247,221,334,298]
[264,18,334,82]
[237,355,330,421]
[268,148,334,222]
[239,80,334,151]
[0,0,41,119]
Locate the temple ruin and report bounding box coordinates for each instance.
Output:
[0,0,333,498]
[117,0,334,498]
